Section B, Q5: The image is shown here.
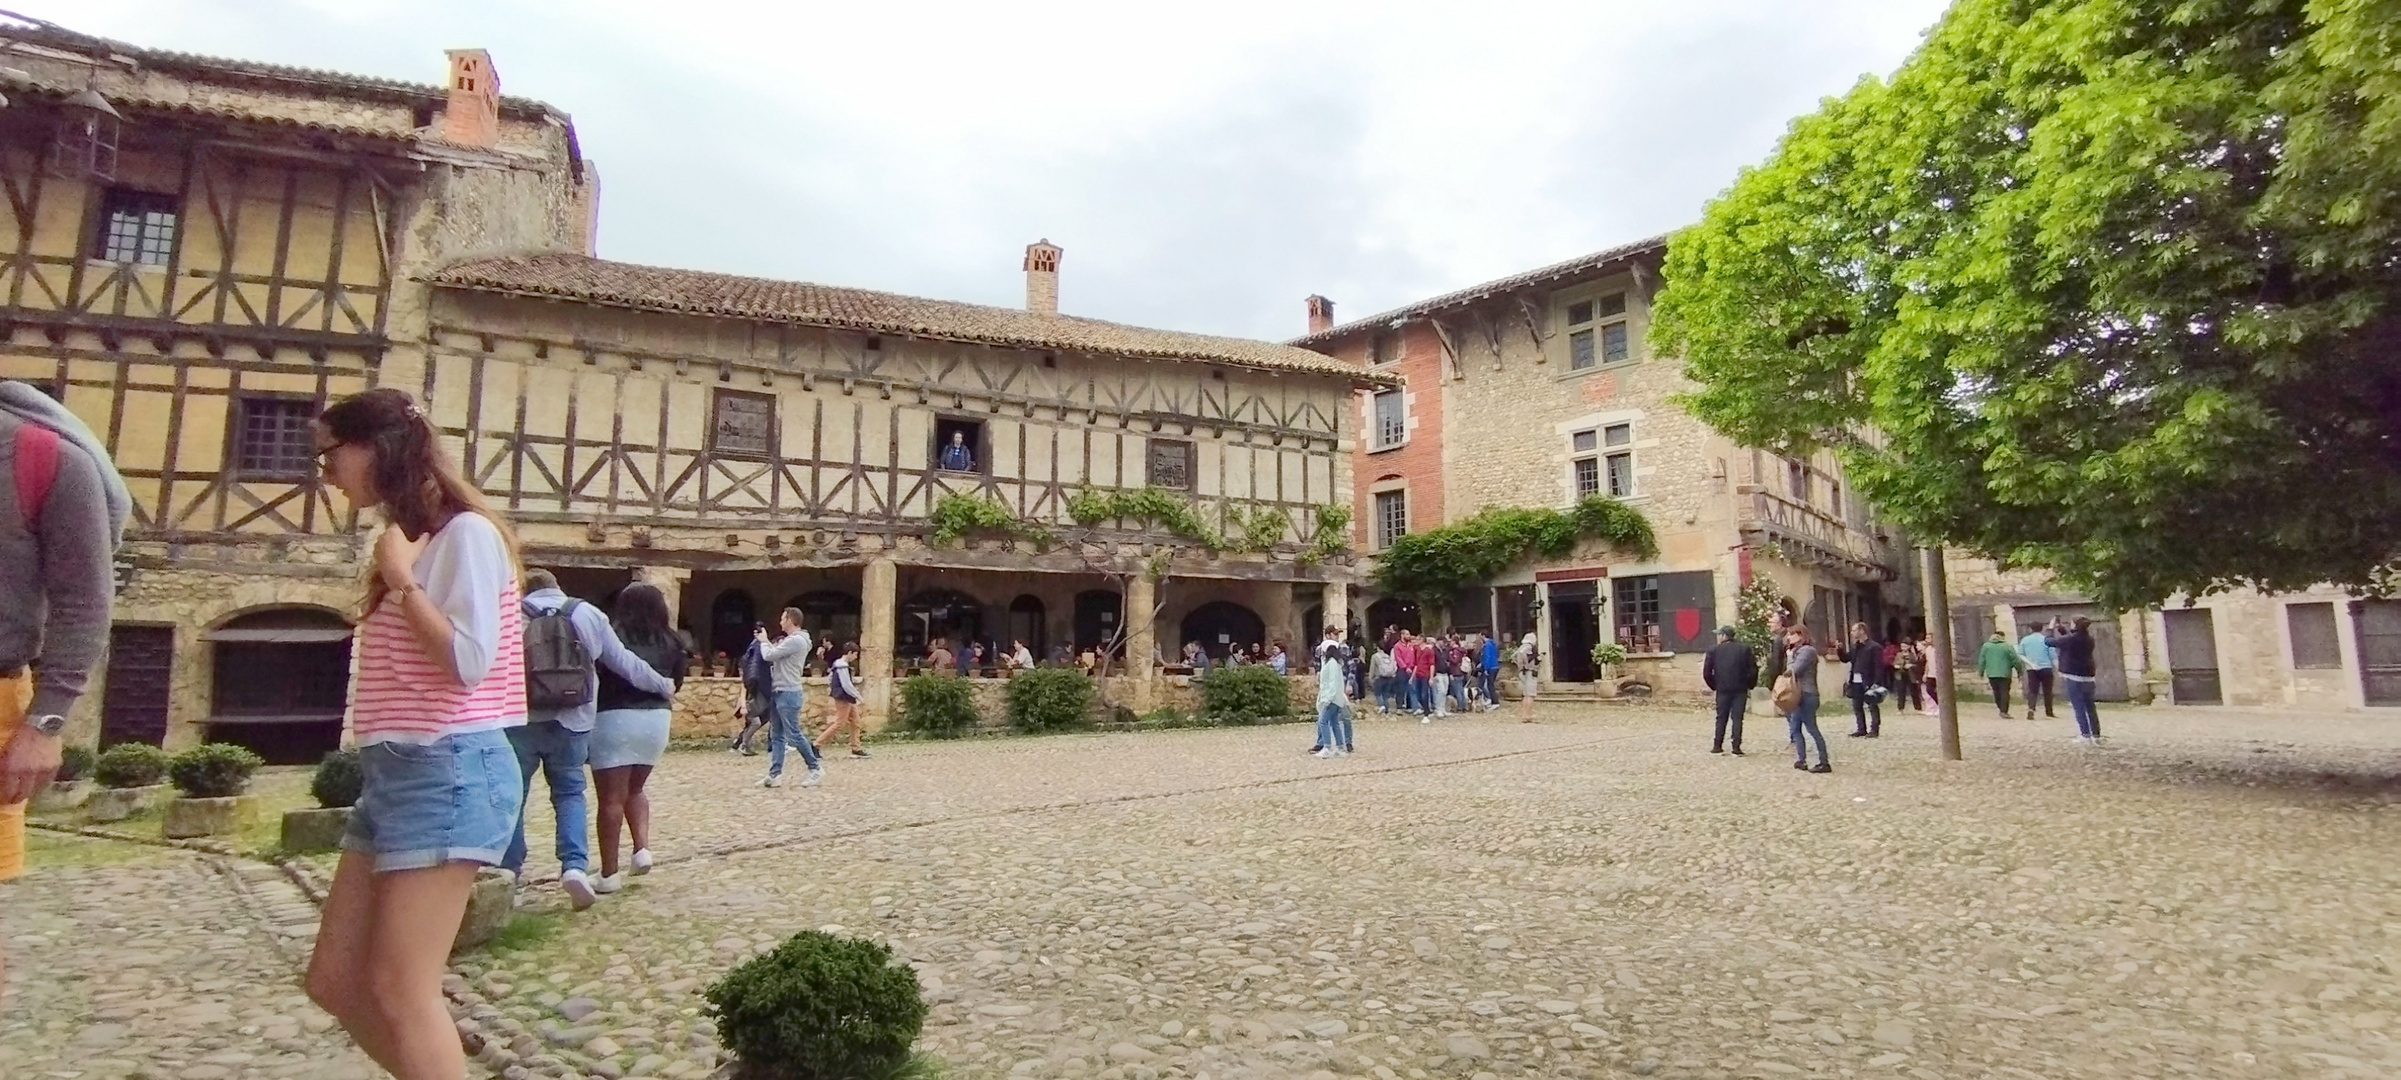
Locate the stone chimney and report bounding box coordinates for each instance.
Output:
[572,160,602,255]
[442,49,501,148]
[1306,295,1335,335]
[1025,239,1062,315]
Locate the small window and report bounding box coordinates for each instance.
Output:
[234,397,317,476]
[1372,389,1405,450]
[1569,329,1596,370]
[2288,602,2341,669]
[1147,439,1193,490]
[1788,458,1808,500]
[1567,301,1593,326]
[1828,481,1843,519]
[933,417,984,473]
[1374,490,1408,550]
[96,189,178,266]
[1597,292,1627,318]
[710,388,776,458]
[1370,333,1401,366]
[1571,430,1597,453]
[1614,575,1662,653]
[1601,322,1630,364]
[1605,452,1634,497]
[1604,423,1631,447]
[1573,457,1600,498]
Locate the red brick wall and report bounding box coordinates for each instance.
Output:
[1327,324,1447,550]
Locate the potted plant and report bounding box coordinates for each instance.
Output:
[281,748,361,853]
[1590,641,1631,683]
[162,743,265,839]
[31,744,96,813]
[86,743,171,823]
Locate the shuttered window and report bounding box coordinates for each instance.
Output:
[2287,602,2341,669]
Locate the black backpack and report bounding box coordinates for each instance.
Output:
[524,598,593,710]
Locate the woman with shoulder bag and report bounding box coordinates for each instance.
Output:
[1782,627,1831,773]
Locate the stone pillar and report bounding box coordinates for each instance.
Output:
[1126,573,1158,712]
[1262,582,1297,654]
[632,565,693,632]
[861,557,898,731]
[1321,581,1351,639]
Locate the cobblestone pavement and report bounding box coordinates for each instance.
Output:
[0,838,376,1080]
[9,701,2401,1080]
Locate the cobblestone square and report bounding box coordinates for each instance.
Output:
[8,702,2401,1080]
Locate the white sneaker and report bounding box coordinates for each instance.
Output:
[591,872,623,895]
[802,768,824,787]
[559,869,598,911]
[757,775,783,788]
[1421,715,1432,724]
[1312,748,1334,759]
[631,848,653,875]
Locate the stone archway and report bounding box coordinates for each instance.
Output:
[205,606,353,765]
[1179,601,1265,661]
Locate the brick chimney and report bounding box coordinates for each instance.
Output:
[1306,295,1335,335]
[442,49,501,148]
[1025,239,1061,315]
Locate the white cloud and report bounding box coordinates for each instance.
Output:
[29,0,1949,339]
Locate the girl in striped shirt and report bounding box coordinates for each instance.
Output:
[304,389,525,1080]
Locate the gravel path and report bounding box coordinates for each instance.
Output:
[9,702,2401,1080]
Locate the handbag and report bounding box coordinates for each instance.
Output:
[1771,673,1801,713]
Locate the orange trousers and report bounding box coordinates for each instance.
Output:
[0,672,29,882]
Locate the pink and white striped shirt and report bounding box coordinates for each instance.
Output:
[349,512,526,744]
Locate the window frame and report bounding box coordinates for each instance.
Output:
[1605,450,1634,498]
[2286,602,2342,670]
[1614,575,1663,653]
[1557,287,1634,371]
[709,387,778,460]
[930,414,989,476]
[1372,489,1408,551]
[1145,437,1195,490]
[228,394,319,479]
[93,188,180,267]
[1571,422,1638,501]
[1573,456,1601,499]
[1370,388,1406,452]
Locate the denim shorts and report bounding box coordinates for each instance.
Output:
[342,728,525,873]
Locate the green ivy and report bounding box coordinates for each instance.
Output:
[1235,505,1291,553]
[927,494,1053,548]
[1307,503,1352,563]
[1371,495,1658,603]
[1590,641,1630,668]
[1065,487,1227,550]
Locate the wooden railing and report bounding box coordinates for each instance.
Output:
[1739,489,1894,576]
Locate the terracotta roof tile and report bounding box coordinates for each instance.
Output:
[1291,234,1672,347]
[434,254,1390,384]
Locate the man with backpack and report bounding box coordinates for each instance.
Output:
[0,380,127,906]
[728,628,774,755]
[508,569,675,910]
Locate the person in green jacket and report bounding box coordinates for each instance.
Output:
[1977,630,2026,718]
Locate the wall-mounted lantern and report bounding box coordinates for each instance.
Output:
[49,85,120,182]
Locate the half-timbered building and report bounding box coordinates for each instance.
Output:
[1,16,1372,755]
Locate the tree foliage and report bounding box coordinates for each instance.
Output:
[1370,496,1659,603]
[1652,0,2401,607]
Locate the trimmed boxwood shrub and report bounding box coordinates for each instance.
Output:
[93,743,170,789]
[311,748,364,809]
[169,743,265,799]
[705,930,928,1080]
[1006,667,1095,733]
[1197,665,1294,725]
[897,674,980,738]
[55,744,95,783]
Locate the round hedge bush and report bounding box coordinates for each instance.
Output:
[311,748,364,809]
[1005,667,1094,733]
[897,674,980,738]
[93,743,170,789]
[1197,665,1294,725]
[55,743,96,784]
[705,930,928,1080]
[168,743,265,799]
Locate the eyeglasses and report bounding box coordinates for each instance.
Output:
[315,444,343,470]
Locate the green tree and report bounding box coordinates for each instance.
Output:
[1652,0,2401,608]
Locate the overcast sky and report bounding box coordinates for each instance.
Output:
[40,0,1949,341]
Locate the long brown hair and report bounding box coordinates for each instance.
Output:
[319,388,521,611]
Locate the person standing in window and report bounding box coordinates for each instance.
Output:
[305,390,527,1080]
[1785,626,1831,773]
[1702,627,1756,755]
[2056,616,2104,744]
[2017,622,2058,720]
[939,430,975,472]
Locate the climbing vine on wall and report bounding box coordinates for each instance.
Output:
[1734,575,1789,658]
[1371,496,1658,603]
[927,494,1054,548]
[1299,503,1352,565]
[1066,487,1228,551]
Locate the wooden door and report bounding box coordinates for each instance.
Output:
[2161,608,2222,705]
[99,625,175,747]
[2353,600,2401,705]
[2013,604,2129,701]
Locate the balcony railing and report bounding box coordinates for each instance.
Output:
[1738,488,1896,580]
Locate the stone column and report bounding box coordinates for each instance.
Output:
[1126,572,1158,712]
[1262,582,1297,653]
[861,557,898,730]
[632,565,693,632]
[1321,581,1351,638]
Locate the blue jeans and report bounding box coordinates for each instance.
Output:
[503,720,589,876]
[1481,668,1498,704]
[1411,675,1432,713]
[1787,694,1828,766]
[2064,677,2100,738]
[1452,674,1471,711]
[1316,702,1354,751]
[767,689,821,779]
[1372,676,1397,712]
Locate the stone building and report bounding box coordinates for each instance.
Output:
[1297,238,1919,695]
[1946,556,2401,710]
[1,16,1373,758]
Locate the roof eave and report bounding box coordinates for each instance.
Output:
[1288,234,1673,350]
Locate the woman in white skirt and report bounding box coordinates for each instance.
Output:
[589,583,687,893]
[1515,632,1541,724]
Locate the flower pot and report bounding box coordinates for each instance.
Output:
[162,793,261,839]
[280,806,352,853]
[31,779,88,813]
[86,784,165,823]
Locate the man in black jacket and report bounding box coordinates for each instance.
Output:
[1701,627,1759,755]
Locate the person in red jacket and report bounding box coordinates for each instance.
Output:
[1410,631,1437,721]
